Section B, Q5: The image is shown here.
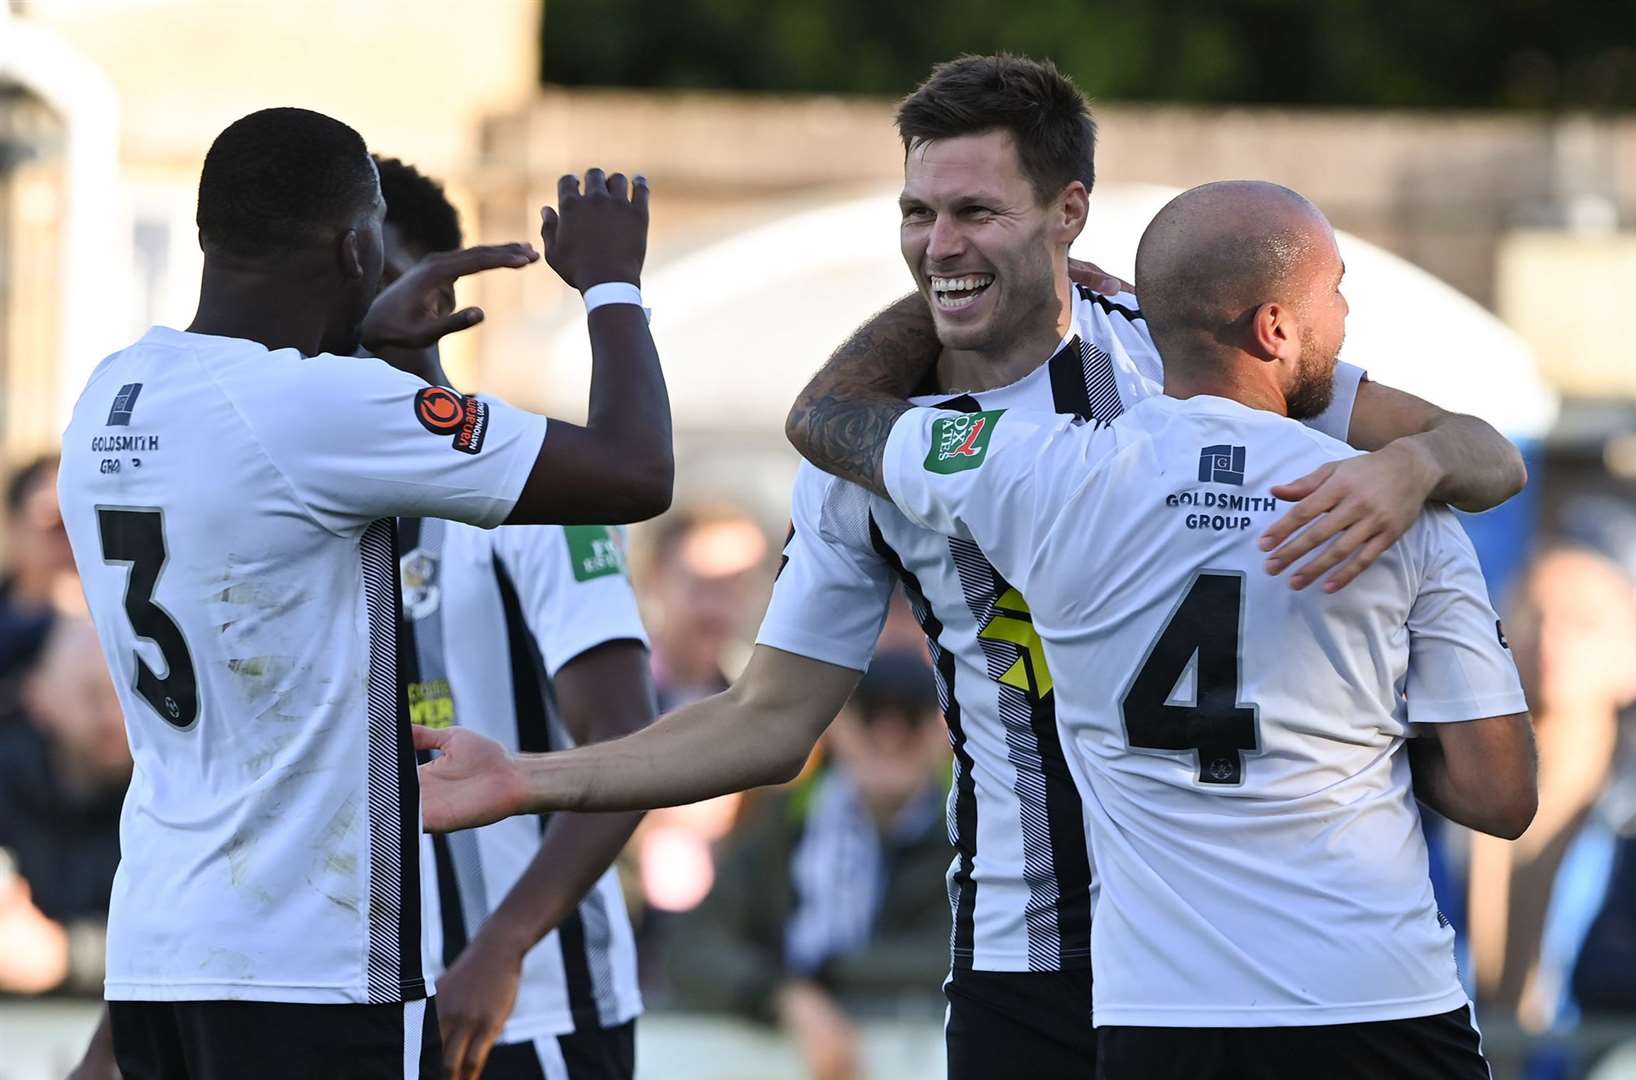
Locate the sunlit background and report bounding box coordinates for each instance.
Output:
[3,2,1636,1077]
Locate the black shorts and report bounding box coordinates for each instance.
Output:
[480,1021,636,1080]
[944,967,1096,1080]
[109,997,441,1080]
[1096,1004,1489,1080]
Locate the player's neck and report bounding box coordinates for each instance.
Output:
[933,278,1073,394]
[373,344,453,389]
[188,264,334,357]
[1164,365,1289,416]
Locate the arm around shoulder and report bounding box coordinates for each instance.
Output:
[1346,379,1526,513]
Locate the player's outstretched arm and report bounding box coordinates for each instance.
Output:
[1409,713,1538,840]
[416,645,860,832]
[785,293,939,497]
[507,170,672,525]
[1260,380,1527,592]
[433,641,655,1080]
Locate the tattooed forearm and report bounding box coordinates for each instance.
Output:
[786,292,938,496]
[787,392,912,497]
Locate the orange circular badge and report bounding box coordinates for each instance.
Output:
[415,387,465,434]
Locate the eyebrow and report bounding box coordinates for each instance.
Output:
[897,193,1004,212]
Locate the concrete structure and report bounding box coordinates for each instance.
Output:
[0,0,539,457]
[0,0,1621,500]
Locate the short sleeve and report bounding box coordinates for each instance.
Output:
[493,524,648,680]
[754,463,895,672]
[242,355,547,534]
[1405,507,1529,724]
[881,406,1113,591]
[1301,361,1366,443]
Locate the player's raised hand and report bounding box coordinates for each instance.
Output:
[1260,440,1438,592]
[1067,257,1134,296]
[414,725,529,833]
[538,169,650,291]
[360,242,539,350]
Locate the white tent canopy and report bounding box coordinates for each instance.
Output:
[541,183,1558,441]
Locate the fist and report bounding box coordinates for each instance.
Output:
[539,169,650,292]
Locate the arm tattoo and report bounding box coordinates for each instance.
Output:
[786,293,937,497]
[788,392,912,498]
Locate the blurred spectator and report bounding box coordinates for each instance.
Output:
[639,503,769,712]
[667,650,951,1080]
[1559,496,1636,1019]
[0,454,75,690]
[628,505,770,978]
[1573,823,1636,1015]
[1468,508,1636,1029]
[0,615,130,996]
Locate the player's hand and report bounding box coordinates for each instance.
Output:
[1067,257,1133,296]
[414,725,528,833]
[435,934,524,1080]
[64,1049,120,1080]
[360,243,539,350]
[776,980,861,1080]
[1261,440,1439,592]
[539,170,650,291]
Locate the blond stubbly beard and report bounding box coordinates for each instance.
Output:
[1286,324,1342,420]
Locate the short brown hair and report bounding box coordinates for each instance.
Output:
[894,54,1097,203]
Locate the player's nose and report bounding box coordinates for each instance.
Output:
[926,214,966,262]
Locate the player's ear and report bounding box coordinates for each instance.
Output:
[1249,301,1294,363]
[1055,181,1089,244]
[337,228,364,280]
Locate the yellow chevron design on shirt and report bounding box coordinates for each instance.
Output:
[978,587,1054,699]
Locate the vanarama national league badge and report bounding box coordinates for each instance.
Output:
[414,386,490,455]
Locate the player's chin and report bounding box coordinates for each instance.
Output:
[929,309,993,352]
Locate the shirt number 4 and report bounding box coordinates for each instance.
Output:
[1121,571,1259,785]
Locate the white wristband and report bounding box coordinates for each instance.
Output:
[582,282,650,322]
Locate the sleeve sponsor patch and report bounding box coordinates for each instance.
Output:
[925,410,1003,474]
[565,524,627,582]
[414,386,489,454]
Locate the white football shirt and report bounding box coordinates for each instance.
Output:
[757,285,1365,973]
[399,518,645,1041]
[58,326,546,1004]
[882,392,1527,1026]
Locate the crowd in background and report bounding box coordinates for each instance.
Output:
[4,450,1636,1076]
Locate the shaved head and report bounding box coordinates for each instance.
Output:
[1135,181,1347,418]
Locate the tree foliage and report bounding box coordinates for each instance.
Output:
[541,0,1636,109]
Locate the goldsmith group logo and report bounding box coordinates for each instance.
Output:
[1198,444,1246,486]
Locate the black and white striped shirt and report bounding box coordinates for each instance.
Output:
[399,518,647,1039]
